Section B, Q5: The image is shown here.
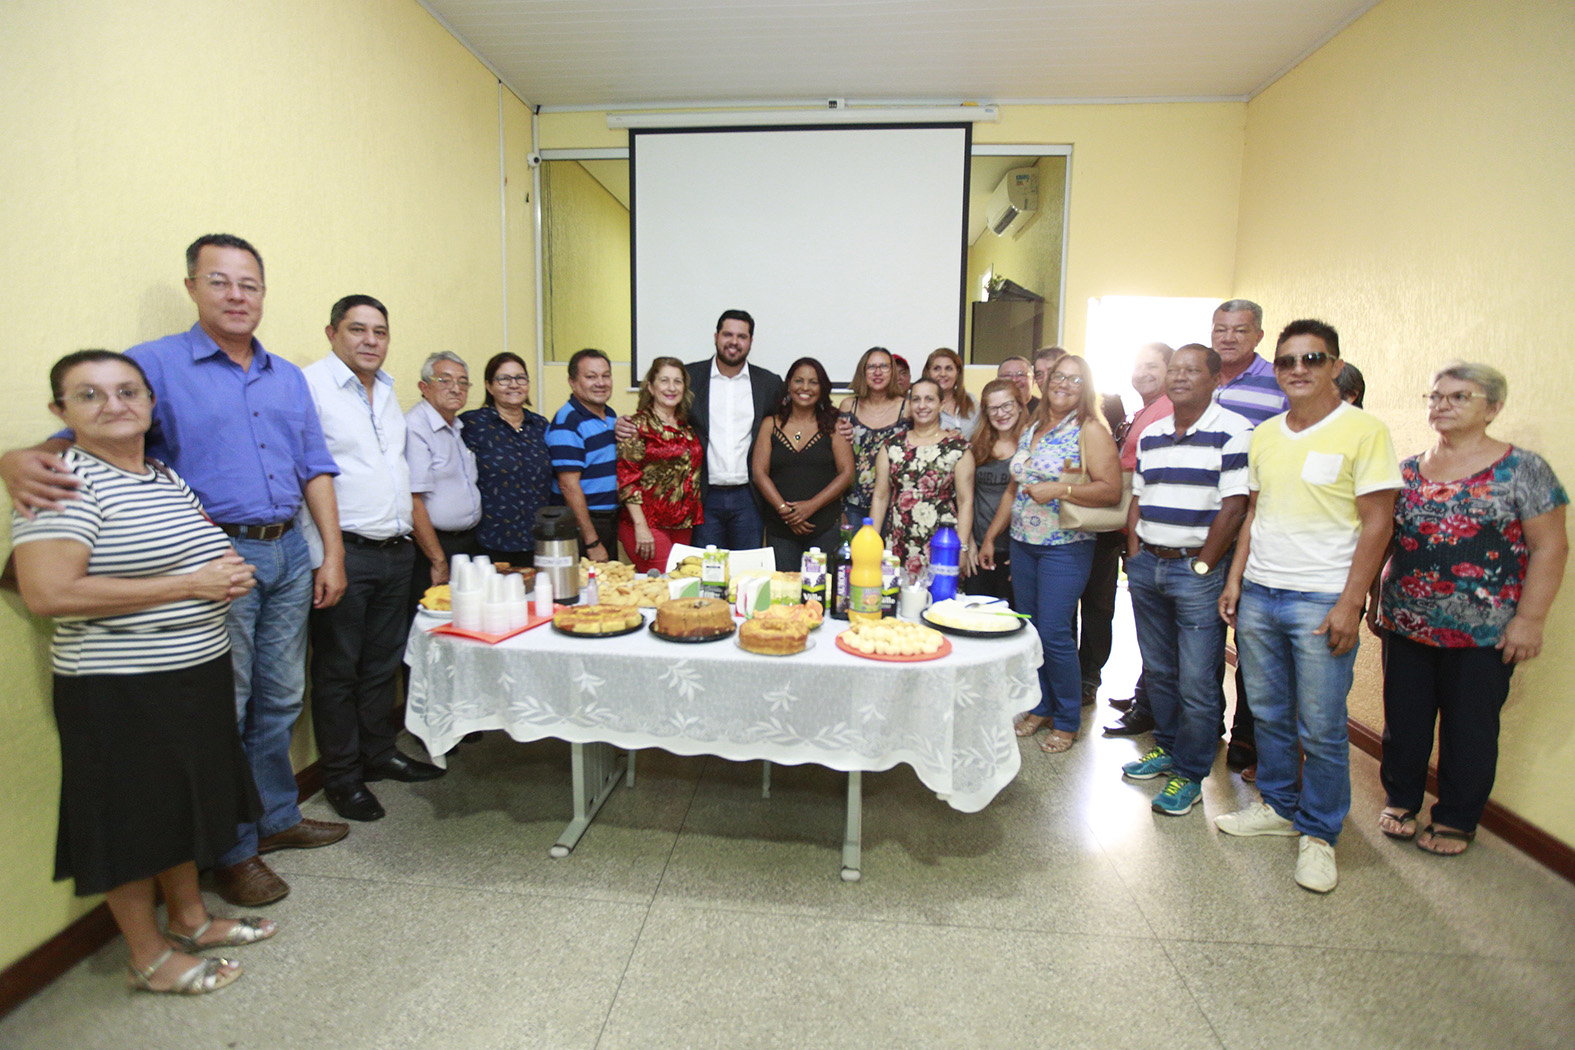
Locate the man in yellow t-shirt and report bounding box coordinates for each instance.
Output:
[1215,319,1401,895]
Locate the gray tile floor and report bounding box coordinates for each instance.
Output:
[5,596,1575,1050]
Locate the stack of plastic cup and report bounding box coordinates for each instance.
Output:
[451,557,485,631]
[504,573,530,630]
[482,571,511,634]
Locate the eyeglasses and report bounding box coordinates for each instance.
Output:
[987,402,1020,416]
[58,385,151,407]
[865,363,891,373]
[998,371,1028,380]
[491,374,529,386]
[1048,372,1084,387]
[195,274,264,298]
[429,376,472,390]
[1272,351,1332,371]
[1425,391,1488,407]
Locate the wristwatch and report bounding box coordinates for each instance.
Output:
[1190,558,1210,575]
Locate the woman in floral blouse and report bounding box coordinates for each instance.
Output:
[837,346,906,530]
[980,355,1121,753]
[870,378,975,578]
[1371,362,1567,855]
[617,357,704,573]
[460,353,553,564]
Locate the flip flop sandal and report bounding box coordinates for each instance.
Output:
[1015,715,1049,738]
[1416,824,1474,856]
[1379,808,1419,841]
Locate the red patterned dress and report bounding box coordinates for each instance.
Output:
[617,410,704,572]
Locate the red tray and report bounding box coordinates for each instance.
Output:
[429,605,562,644]
[834,631,952,662]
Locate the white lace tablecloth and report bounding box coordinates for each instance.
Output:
[404,614,1039,813]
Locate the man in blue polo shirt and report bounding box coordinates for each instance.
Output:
[547,348,619,561]
[0,234,349,907]
[1120,344,1253,815]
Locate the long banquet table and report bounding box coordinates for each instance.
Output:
[404,610,1040,878]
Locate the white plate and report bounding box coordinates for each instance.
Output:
[419,606,454,621]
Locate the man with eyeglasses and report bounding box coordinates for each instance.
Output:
[0,233,351,907]
[1215,319,1400,893]
[405,351,482,611]
[301,296,444,824]
[997,356,1032,403]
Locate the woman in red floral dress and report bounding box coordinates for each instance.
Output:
[617,357,704,573]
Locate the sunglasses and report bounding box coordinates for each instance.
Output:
[1272,351,1332,371]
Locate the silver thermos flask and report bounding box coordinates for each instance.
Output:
[533,506,581,604]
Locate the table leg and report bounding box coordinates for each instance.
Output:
[761,760,771,799]
[840,770,862,882]
[549,742,626,858]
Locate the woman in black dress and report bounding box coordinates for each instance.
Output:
[751,357,854,571]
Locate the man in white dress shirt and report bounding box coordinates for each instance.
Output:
[405,350,482,609]
[303,295,443,823]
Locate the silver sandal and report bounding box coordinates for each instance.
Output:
[129,948,242,995]
[166,915,276,952]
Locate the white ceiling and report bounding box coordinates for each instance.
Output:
[421,0,1381,110]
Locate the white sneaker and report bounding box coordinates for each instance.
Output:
[1214,801,1298,837]
[1295,835,1338,893]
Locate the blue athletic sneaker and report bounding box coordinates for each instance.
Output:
[1151,776,1202,816]
[1122,745,1172,780]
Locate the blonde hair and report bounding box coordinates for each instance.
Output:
[634,357,693,423]
[924,347,975,418]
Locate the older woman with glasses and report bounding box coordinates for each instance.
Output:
[837,346,907,529]
[460,353,554,565]
[981,355,1121,753]
[11,351,272,994]
[1370,363,1568,856]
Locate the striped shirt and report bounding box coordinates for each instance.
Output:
[1214,354,1288,427]
[1132,403,1253,549]
[10,449,234,676]
[547,395,619,511]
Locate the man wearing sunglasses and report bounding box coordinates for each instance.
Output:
[1215,319,1400,893]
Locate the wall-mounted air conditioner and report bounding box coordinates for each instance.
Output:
[985,168,1039,237]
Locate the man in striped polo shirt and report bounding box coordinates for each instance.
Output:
[1121,344,1253,815]
[548,348,619,561]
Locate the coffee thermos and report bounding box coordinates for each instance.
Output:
[533,506,580,604]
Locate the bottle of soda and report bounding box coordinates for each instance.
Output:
[847,518,885,624]
[830,524,854,620]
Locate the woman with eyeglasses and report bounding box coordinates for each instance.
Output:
[460,353,554,565]
[1370,362,1567,856]
[617,357,704,573]
[980,355,1121,753]
[961,378,1028,601]
[925,347,979,439]
[837,347,907,530]
[10,351,272,994]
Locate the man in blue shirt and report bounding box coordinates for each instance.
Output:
[1,234,349,907]
[547,348,619,561]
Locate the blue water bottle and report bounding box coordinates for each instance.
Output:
[929,526,961,601]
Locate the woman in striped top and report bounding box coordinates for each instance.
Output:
[11,351,273,995]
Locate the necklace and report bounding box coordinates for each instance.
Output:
[792,428,802,441]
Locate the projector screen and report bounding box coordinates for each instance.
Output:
[631,124,970,388]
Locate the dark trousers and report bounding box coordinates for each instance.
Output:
[1380,631,1514,833]
[409,527,482,617]
[1226,633,1254,745]
[581,510,619,561]
[1077,530,1124,690]
[767,520,842,574]
[693,484,765,550]
[311,540,416,788]
[962,547,1012,601]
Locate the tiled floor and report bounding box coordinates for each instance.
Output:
[5,594,1574,1050]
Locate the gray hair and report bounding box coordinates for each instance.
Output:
[1216,299,1263,329]
[1434,361,1508,405]
[420,351,468,383]
[1138,341,1174,364]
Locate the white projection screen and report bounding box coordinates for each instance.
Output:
[631,124,971,387]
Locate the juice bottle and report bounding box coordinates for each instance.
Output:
[801,547,828,608]
[830,525,854,620]
[847,517,885,624]
[880,551,900,617]
[700,545,728,600]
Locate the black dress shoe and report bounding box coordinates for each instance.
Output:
[1102,708,1155,737]
[365,750,446,783]
[1226,740,1257,770]
[324,782,386,822]
[1109,695,1135,713]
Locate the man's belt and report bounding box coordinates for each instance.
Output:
[1139,542,1204,559]
[342,532,411,549]
[216,520,294,541]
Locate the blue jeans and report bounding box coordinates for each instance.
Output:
[1127,551,1227,782]
[1012,537,1095,732]
[693,484,764,550]
[1235,580,1356,844]
[219,529,313,866]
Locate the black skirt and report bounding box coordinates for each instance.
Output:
[52,655,261,896]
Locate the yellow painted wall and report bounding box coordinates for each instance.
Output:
[542,161,632,369]
[1234,0,1575,840]
[0,0,534,970]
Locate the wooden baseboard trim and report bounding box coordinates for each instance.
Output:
[0,761,323,1020]
[1346,720,1575,884]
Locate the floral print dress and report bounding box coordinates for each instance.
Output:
[883,432,970,575]
[1377,448,1567,647]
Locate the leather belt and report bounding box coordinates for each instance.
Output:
[342,532,411,549]
[216,520,294,541]
[1140,542,1204,559]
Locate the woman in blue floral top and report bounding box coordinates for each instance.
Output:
[460,353,554,564]
[1371,363,1568,855]
[980,354,1122,753]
